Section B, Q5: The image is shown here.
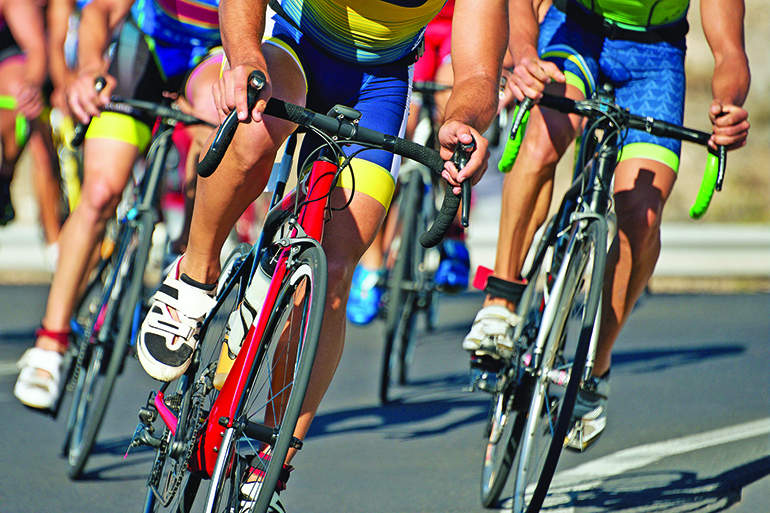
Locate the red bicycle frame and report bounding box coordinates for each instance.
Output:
[191,157,338,477]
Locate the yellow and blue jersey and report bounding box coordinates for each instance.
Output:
[279,0,448,64]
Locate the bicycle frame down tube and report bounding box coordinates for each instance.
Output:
[196,158,338,477]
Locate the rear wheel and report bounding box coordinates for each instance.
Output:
[205,244,326,513]
[511,219,606,513]
[380,172,423,404]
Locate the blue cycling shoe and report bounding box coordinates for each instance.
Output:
[435,239,470,293]
[346,265,384,325]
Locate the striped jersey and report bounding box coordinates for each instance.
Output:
[130,0,220,47]
[278,0,449,64]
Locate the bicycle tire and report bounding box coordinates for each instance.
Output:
[512,218,606,513]
[478,220,557,508]
[143,243,252,513]
[64,211,155,479]
[380,172,422,404]
[205,243,326,513]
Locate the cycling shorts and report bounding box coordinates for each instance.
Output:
[266,16,414,209]
[86,20,221,151]
[0,25,22,65]
[413,17,452,82]
[539,5,687,171]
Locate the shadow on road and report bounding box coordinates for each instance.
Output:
[536,455,770,512]
[308,393,489,441]
[612,344,745,374]
[75,435,155,482]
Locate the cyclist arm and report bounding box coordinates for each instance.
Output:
[507,0,564,102]
[217,0,272,123]
[69,0,133,123]
[441,0,508,190]
[700,0,750,151]
[2,0,47,119]
[47,0,77,114]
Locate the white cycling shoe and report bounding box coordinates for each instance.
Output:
[137,257,217,382]
[462,305,521,359]
[14,347,64,410]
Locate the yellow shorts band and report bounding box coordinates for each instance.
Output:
[618,142,680,173]
[336,158,396,210]
[85,112,152,152]
[564,71,587,98]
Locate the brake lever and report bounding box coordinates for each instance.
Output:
[451,139,476,227]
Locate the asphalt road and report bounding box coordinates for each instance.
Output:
[1,285,768,513]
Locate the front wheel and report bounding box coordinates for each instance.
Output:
[205,243,326,513]
[64,212,155,479]
[511,218,607,513]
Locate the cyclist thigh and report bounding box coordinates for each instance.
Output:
[221,42,306,180]
[603,38,686,172]
[183,50,225,126]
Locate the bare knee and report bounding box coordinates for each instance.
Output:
[78,176,123,224]
[615,189,665,261]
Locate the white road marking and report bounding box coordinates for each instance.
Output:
[500,418,770,512]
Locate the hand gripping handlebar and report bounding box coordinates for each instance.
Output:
[197,70,474,247]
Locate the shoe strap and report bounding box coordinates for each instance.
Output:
[17,347,64,377]
[473,305,521,329]
[146,305,195,340]
[154,275,217,321]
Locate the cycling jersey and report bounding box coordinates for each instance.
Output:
[130,0,220,79]
[277,0,448,65]
[573,0,688,28]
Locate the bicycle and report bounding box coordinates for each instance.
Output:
[129,70,471,513]
[54,89,214,479]
[473,86,727,511]
[378,80,456,405]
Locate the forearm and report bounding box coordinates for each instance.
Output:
[444,74,502,133]
[220,0,269,68]
[48,0,76,89]
[4,1,47,86]
[508,0,541,63]
[448,0,508,132]
[701,0,750,106]
[712,55,750,108]
[77,0,131,75]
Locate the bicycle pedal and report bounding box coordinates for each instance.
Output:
[466,355,502,393]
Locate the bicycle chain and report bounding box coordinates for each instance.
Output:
[150,376,211,507]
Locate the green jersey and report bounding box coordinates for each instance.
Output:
[574,0,689,28]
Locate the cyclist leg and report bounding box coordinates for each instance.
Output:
[169,49,223,256]
[138,42,306,382]
[590,36,686,377]
[0,55,28,224]
[565,36,685,451]
[463,5,596,356]
[16,21,162,408]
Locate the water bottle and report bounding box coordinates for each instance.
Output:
[214,253,274,390]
